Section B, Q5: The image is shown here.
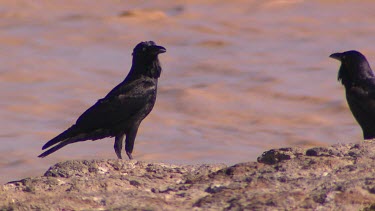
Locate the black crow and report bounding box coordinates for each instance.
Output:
[39,41,166,159]
[330,50,375,139]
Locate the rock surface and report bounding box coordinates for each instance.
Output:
[2,141,375,210]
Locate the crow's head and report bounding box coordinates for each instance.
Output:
[131,41,166,78]
[330,50,374,87]
[132,41,166,61]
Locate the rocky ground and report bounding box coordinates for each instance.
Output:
[2,141,375,210]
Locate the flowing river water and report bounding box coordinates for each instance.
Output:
[1,0,375,183]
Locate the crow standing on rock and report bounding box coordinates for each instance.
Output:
[39,41,166,159]
[330,50,375,139]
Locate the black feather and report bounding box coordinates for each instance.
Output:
[331,50,375,139]
[39,41,166,159]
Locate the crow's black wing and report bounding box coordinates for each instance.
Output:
[346,80,375,138]
[347,85,375,114]
[40,78,156,153]
[76,77,157,131]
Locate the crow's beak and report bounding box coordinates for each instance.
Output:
[152,45,166,54]
[329,52,343,61]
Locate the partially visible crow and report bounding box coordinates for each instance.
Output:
[39,41,166,159]
[330,50,375,139]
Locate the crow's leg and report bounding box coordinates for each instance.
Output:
[125,126,139,160]
[114,133,125,159]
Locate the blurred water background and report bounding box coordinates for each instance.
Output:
[1,0,375,183]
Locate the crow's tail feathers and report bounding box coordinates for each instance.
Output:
[41,125,79,150]
[39,125,86,158]
[39,125,111,158]
[38,139,75,158]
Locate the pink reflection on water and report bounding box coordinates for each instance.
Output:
[1,0,374,184]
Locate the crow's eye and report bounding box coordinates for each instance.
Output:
[142,47,147,52]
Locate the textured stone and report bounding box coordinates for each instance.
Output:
[2,141,375,210]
